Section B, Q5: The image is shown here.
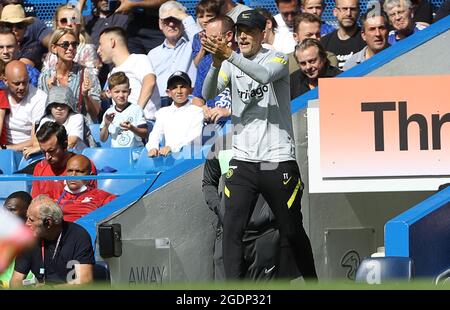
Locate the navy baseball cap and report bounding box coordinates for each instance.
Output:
[235,10,266,31]
[167,71,192,89]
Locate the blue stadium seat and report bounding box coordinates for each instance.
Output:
[98,177,146,196]
[355,257,414,284]
[17,153,44,171]
[0,179,30,201]
[82,147,134,172]
[134,148,176,173]
[0,150,18,175]
[89,124,111,148]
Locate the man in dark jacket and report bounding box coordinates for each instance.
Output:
[291,38,341,98]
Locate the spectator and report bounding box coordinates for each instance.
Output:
[79,0,129,87]
[0,0,52,52]
[42,3,101,75]
[192,15,233,126]
[273,0,299,53]
[31,121,97,200]
[79,0,129,49]
[0,28,39,87]
[343,10,390,70]
[321,0,366,69]
[98,27,160,124]
[434,0,450,22]
[0,3,47,68]
[10,194,94,287]
[217,0,251,22]
[192,0,222,68]
[384,0,428,45]
[301,0,335,35]
[148,1,201,107]
[23,86,92,159]
[146,71,203,157]
[0,191,33,288]
[114,0,168,55]
[202,9,317,280]
[291,38,342,98]
[289,13,338,74]
[39,29,101,124]
[255,7,278,50]
[3,190,31,221]
[60,154,116,222]
[4,60,46,151]
[100,72,148,147]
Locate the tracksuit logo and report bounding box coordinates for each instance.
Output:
[238,85,269,100]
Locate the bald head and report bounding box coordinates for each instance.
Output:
[5,60,29,102]
[66,154,92,191]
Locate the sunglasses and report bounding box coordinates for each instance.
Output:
[1,22,27,30]
[58,16,79,26]
[281,10,299,18]
[55,41,79,49]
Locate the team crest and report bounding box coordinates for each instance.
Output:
[226,168,234,178]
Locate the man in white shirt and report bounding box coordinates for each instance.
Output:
[273,0,299,53]
[97,26,160,121]
[146,71,203,157]
[4,60,46,151]
[147,1,201,106]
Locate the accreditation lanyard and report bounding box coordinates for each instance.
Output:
[57,191,68,210]
[40,232,62,283]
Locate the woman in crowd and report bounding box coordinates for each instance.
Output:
[38,29,101,123]
[42,3,101,74]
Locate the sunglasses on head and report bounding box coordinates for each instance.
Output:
[58,16,79,26]
[56,41,79,49]
[1,22,27,30]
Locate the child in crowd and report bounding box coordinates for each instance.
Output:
[100,72,148,147]
[192,0,222,67]
[146,71,203,157]
[23,86,90,158]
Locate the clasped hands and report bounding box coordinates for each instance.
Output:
[201,34,233,67]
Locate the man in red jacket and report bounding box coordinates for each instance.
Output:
[58,154,116,222]
[31,122,97,199]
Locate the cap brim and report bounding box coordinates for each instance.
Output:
[235,21,264,31]
[167,77,191,89]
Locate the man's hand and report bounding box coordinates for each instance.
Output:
[148,148,159,157]
[163,7,188,21]
[158,146,172,156]
[209,107,230,123]
[202,35,232,67]
[115,0,134,14]
[22,146,39,159]
[202,105,212,122]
